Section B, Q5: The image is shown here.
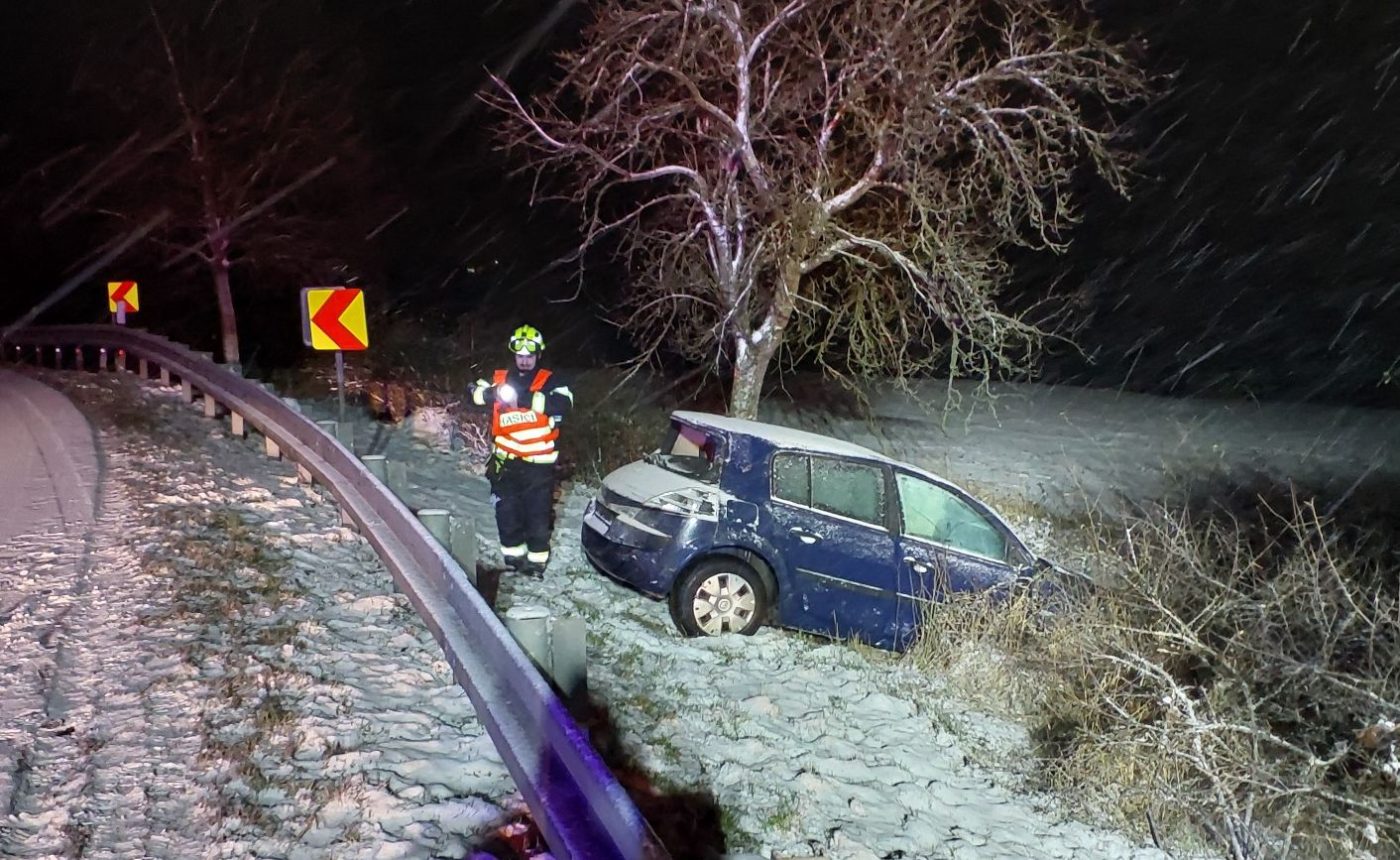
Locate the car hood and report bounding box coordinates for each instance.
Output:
[602,459,714,504]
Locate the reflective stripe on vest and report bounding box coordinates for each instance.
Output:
[492,369,559,462]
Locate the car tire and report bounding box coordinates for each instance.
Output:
[669,557,769,637]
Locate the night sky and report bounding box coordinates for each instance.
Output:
[2,0,1397,408]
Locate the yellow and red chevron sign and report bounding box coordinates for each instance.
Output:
[107,280,139,313]
[301,287,369,351]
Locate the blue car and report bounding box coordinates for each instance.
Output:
[581,411,1049,651]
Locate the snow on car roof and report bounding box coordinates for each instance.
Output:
[671,411,894,462]
[670,410,1024,546]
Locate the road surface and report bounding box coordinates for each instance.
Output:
[0,370,101,829]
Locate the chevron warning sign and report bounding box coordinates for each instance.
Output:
[302,287,369,351]
[107,280,139,313]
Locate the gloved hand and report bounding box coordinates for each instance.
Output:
[487,452,506,489]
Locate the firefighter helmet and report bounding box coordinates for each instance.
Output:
[508,324,545,355]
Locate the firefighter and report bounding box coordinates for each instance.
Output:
[468,325,573,575]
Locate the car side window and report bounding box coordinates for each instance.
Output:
[811,457,886,527]
[896,473,1007,561]
[771,452,810,505]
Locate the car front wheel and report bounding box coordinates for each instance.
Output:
[669,558,768,637]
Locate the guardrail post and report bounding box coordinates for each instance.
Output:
[230,412,247,438]
[52,346,63,369]
[116,348,128,372]
[265,436,281,459]
[386,460,408,497]
[160,366,171,386]
[202,392,218,418]
[137,357,149,378]
[296,463,314,484]
[504,606,551,673]
[502,608,586,699]
[416,508,452,593]
[181,379,194,402]
[551,616,588,704]
[97,347,109,371]
[449,516,477,583]
[315,418,355,451]
[361,453,387,482]
[417,508,450,545]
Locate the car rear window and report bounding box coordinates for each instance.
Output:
[649,421,723,482]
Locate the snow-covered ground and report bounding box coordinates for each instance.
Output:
[18,365,1381,857]
[1,370,519,859]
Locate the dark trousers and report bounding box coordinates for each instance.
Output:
[490,458,556,553]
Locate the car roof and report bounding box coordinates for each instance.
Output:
[671,410,1025,543]
[672,410,894,462]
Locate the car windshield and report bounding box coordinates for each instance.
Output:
[646,420,723,482]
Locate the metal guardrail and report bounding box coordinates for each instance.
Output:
[5,325,668,860]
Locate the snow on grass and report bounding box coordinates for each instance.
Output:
[5,368,1208,859]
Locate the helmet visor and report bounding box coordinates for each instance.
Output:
[509,336,542,355]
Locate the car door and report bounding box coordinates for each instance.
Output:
[765,452,900,646]
[892,471,1021,643]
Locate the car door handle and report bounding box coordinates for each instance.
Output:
[789,527,822,545]
[903,556,929,574]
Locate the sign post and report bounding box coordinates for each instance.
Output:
[301,287,369,422]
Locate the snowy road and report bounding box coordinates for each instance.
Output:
[1,371,519,858]
[0,370,99,547]
[0,371,102,836]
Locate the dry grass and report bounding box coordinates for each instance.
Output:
[909,492,1400,859]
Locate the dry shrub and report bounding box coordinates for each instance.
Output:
[557,371,672,484]
[911,493,1400,859]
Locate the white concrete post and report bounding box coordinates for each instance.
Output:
[160,367,171,386]
[386,460,408,497]
[449,515,477,583]
[230,412,247,438]
[417,508,450,546]
[138,357,149,378]
[361,454,388,482]
[181,379,194,402]
[265,436,281,459]
[550,616,588,703]
[504,606,551,673]
[202,393,218,418]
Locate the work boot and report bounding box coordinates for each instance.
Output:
[502,555,525,570]
[520,561,546,579]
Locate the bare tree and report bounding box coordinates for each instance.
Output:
[491,0,1149,417]
[60,0,385,365]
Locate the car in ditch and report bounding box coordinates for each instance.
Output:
[580,410,1054,651]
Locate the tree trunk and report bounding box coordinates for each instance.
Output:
[728,335,777,420]
[727,263,800,419]
[209,243,239,365]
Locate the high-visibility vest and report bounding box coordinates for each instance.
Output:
[491,369,559,463]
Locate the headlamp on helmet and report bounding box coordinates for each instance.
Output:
[508,325,545,355]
